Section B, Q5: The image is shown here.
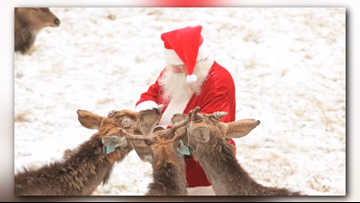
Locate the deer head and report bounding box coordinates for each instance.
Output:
[104,110,193,164]
[15,8,60,29]
[106,105,163,136]
[76,107,162,160]
[77,109,134,149]
[173,107,260,148]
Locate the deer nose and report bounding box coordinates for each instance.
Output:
[54,19,60,26]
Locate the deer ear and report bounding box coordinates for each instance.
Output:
[139,108,162,136]
[77,110,102,129]
[193,126,210,143]
[172,126,188,141]
[171,114,187,126]
[226,119,260,138]
[172,126,188,148]
[131,140,155,164]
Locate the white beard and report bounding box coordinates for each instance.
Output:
[157,56,214,127]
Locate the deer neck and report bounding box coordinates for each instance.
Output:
[191,137,301,196]
[15,138,128,195]
[14,22,35,54]
[148,160,187,195]
[190,137,256,195]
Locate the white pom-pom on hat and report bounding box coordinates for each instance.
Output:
[186,74,198,83]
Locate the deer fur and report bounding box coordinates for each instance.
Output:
[173,107,302,196]
[106,110,193,196]
[15,108,161,196]
[15,7,60,54]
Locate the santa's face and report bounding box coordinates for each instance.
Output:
[159,67,189,101]
[159,56,214,102]
[170,64,186,73]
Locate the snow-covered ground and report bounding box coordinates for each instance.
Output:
[14,7,345,196]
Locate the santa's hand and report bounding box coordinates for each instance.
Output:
[156,104,164,113]
[135,101,164,113]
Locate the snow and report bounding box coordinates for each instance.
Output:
[14,7,345,196]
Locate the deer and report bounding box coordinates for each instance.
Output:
[14,107,161,196]
[171,106,303,196]
[15,7,60,55]
[103,109,195,196]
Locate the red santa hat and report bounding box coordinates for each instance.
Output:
[161,25,209,83]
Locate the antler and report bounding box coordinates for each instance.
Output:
[166,108,194,137]
[192,106,203,122]
[118,128,147,140]
[213,111,228,120]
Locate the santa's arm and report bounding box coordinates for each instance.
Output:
[193,69,236,123]
[135,70,165,111]
[135,83,160,111]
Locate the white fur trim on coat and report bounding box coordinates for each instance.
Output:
[135,100,159,112]
[158,95,192,127]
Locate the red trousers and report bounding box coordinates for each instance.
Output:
[184,138,236,187]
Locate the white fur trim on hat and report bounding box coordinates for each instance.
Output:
[135,100,159,112]
[164,40,209,65]
[164,49,184,65]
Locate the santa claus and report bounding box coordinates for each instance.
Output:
[135,25,236,193]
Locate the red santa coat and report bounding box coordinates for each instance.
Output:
[136,61,236,187]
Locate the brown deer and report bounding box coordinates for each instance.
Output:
[15,108,161,196]
[104,110,194,196]
[15,7,60,55]
[172,107,302,196]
